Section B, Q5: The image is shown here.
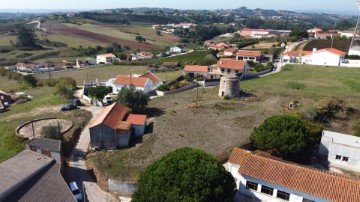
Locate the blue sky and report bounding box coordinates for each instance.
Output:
[1,0,358,13]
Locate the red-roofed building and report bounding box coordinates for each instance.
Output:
[226,148,360,202]
[96,53,117,65]
[210,58,249,79]
[140,72,163,89]
[183,65,210,78]
[126,114,147,137]
[223,48,238,57]
[89,103,147,150]
[314,33,338,39]
[209,42,229,50]
[282,50,312,63]
[236,51,262,61]
[108,75,153,94]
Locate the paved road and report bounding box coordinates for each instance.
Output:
[64,105,119,202]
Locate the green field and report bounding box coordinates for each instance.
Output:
[148,50,211,65]
[34,65,182,84]
[303,38,351,53]
[242,64,360,105]
[45,33,107,48]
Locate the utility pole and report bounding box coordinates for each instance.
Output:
[195,79,199,108]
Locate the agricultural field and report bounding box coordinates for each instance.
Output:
[148,50,211,64]
[88,64,360,181]
[303,38,351,52]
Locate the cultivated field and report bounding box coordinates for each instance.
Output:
[88,64,360,181]
[303,38,351,52]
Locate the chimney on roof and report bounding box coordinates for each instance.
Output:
[313,48,317,53]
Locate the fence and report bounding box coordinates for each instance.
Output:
[197,79,220,87]
[108,179,138,195]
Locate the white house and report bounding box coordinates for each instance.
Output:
[305,48,346,66]
[281,51,312,64]
[236,50,262,62]
[96,53,117,65]
[139,72,163,90]
[183,65,210,79]
[170,46,185,54]
[126,114,147,137]
[319,130,360,172]
[210,58,249,79]
[340,31,354,39]
[227,148,360,202]
[107,75,153,94]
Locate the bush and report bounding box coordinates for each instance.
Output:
[287,81,305,90]
[117,85,149,112]
[23,75,38,88]
[250,115,312,156]
[132,148,235,202]
[55,77,77,99]
[41,125,62,140]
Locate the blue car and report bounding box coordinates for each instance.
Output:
[61,104,77,111]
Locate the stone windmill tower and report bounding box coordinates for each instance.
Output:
[348,0,360,56]
[218,75,240,98]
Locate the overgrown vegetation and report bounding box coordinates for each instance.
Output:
[132,148,235,202]
[117,85,149,112]
[55,77,77,99]
[287,81,305,90]
[41,125,62,140]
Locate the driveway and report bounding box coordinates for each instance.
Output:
[64,105,119,202]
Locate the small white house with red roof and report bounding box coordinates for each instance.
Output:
[210,58,249,79]
[107,75,153,94]
[140,72,163,90]
[236,50,262,61]
[183,65,210,78]
[306,48,346,66]
[96,53,117,64]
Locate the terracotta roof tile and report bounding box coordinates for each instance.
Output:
[140,72,161,84]
[237,50,261,57]
[230,148,360,202]
[113,75,149,87]
[320,48,346,56]
[126,114,147,125]
[225,48,238,54]
[282,50,312,57]
[183,65,209,73]
[89,103,129,129]
[216,58,246,70]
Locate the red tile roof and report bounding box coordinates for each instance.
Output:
[140,72,161,84]
[89,103,129,129]
[237,50,261,57]
[216,58,246,70]
[229,148,360,202]
[113,75,149,87]
[320,48,346,56]
[183,65,209,73]
[126,114,147,125]
[282,50,312,57]
[225,48,238,54]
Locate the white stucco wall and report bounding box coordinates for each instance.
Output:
[308,51,343,66]
[319,131,360,172]
[227,162,329,202]
[109,80,153,94]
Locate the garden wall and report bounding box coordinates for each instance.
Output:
[108,179,138,195]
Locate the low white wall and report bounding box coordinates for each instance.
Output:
[340,60,360,68]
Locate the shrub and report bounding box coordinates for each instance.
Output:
[287,81,305,90]
[55,77,77,99]
[250,115,312,156]
[283,66,293,71]
[23,75,38,88]
[41,125,63,140]
[132,148,235,202]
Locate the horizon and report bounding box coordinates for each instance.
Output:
[0,0,358,14]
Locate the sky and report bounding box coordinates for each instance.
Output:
[0,0,358,13]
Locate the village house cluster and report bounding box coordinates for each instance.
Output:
[152,22,197,33]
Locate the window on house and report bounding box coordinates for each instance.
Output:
[260,185,274,195]
[335,155,342,160]
[277,190,290,201]
[221,68,224,73]
[343,156,349,162]
[303,198,316,202]
[235,70,239,73]
[227,69,231,73]
[245,181,258,191]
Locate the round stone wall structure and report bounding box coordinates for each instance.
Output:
[218,75,240,98]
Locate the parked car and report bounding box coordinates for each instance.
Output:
[61,104,77,111]
[103,96,112,105]
[71,98,82,106]
[69,182,83,201]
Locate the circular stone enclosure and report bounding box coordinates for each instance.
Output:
[17,118,73,139]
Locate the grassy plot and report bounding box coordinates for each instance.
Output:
[44,33,107,48]
[242,64,360,104]
[0,35,16,46]
[148,50,211,65]
[35,65,182,84]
